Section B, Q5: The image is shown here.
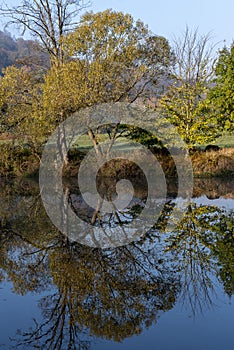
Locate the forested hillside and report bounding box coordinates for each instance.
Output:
[0,30,49,73]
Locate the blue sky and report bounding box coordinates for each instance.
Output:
[92,0,234,48]
[3,0,234,50]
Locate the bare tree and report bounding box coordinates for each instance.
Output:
[159,27,218,146]
[0,0,91,65]
[172,26,215,85]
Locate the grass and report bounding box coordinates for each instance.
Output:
[69,132,234,153]
[71,134,134,151]
[213,132,234,148]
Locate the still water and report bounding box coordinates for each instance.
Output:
[0,177,233,350]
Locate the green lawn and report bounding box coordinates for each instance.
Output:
[1,131,233,150]
[74,132,234,151]
[71,134,133,151]
[213,133,234,148]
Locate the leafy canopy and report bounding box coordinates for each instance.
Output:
[209,45,234,132]
[43,9,172,123]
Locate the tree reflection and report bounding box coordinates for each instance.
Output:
[14,241,179,349]
[203,208,234,297]
[163,203,234,313]
[0,179,233,349]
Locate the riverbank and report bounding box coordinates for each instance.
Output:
[63,147,234,179]
[0,145,233,178]
[191,147,234,178]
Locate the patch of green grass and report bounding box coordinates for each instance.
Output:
[71,134,133,151]
[196,132,234,150]
[214,133,234,148]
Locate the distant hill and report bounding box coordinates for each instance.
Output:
[0,30,50,74]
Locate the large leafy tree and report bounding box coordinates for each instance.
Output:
[0,9,172,172]
[42,9,172,163]
[43,9,172,121]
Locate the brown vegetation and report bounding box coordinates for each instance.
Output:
[0,146,233,178]
[191,147,234,178]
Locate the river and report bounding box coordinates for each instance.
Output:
[0,177,233,350]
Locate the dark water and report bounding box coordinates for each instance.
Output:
[0,177,233,350]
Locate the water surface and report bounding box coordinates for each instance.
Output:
[0,177,233,349]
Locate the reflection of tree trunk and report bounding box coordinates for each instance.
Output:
[14,286,85,350]
[91,197,103,225]
[60,187,69,239]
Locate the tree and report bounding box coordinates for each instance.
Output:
[159,27,217,147]
[43,10,172,116]
[42,9,172,164]
[0,65,39,133]
[0,0,91,65]
[208,44,234,132]
[0,65,51,174]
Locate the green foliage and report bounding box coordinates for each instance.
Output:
[0,66,50,154]
[209,45,234,132]
[211,212,234,297]
[124,125,163,148]
[164,203,234,305]
[160,82,219,146]
[43,9,172,124]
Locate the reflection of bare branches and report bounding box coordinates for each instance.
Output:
[10,235,179,347]
[91,197,103,225]
[179,251,215,316]
[164,204,219,315]
[67,183,146,229]
[14,291,90,350]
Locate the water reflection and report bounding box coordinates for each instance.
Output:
[165,203,233,313]
[0,177,233,349]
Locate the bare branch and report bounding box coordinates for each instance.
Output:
[0,0,91,64]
